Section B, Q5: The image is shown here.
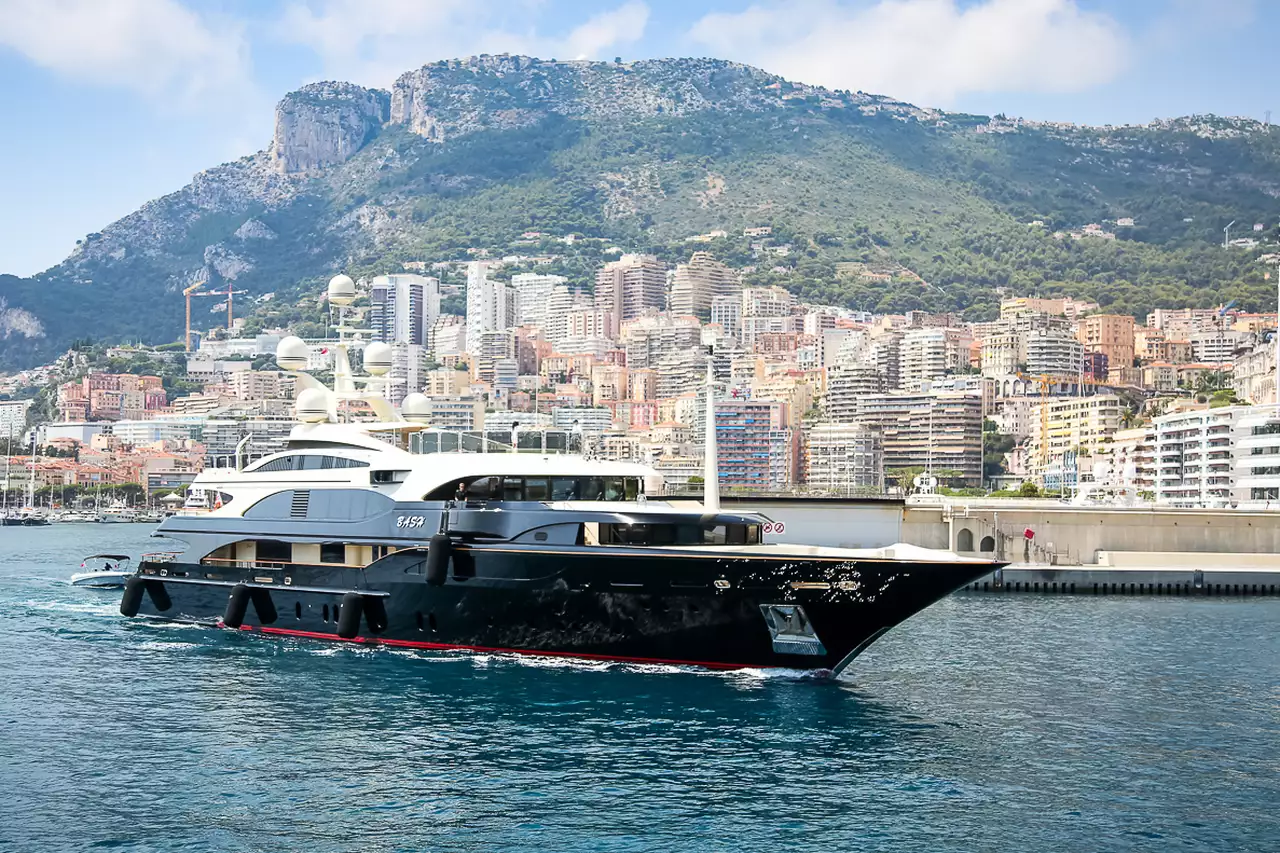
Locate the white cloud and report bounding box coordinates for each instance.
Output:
[563,2,650,60]
[687,0,1130,107]
[0,0,250,97]
[277,0,650,87]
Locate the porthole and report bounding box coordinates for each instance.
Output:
[415,611,424,631]
[534,532,548,542]
[333,603,341,621]
[428,612,438,632]
[295,602,302,620]
[322,604,330,622]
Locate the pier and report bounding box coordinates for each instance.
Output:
[714,496,1280,596]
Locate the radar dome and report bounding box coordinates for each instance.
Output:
[401,393,431,423]
[363,341,392,375]
[276,336,309,371]
[295,388,330,423]
[327,274,356,305]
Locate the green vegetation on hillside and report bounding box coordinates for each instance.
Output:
[2,65,1278,370]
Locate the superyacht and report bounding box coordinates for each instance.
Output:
[120,276,999,673]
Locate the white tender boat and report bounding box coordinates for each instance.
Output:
[70,554,133,589]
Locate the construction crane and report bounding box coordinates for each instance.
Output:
[183,281,207,351]
[184,280,248,350]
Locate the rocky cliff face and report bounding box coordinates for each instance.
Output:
[385,56,823,144]
[271,82,391,173]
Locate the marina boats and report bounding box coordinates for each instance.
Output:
[97,501,139,524]
[71,555,134,589]
[117,275,1000,673]
[3,511,50,526]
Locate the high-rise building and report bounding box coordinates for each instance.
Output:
[511,272,568,328]
[824,366,884,421]
[713,400,798,491]
[1028,395,1123,483]
[368,274,441,345]
[710,295,742,340]
[465,262,515,347]
[1077,314,1136,375]
[1025,329,1084,377]
[473,330,517,385]
[544,285,590,346]
[668,253,740,320]
[1154,405,1245,508]
[384,343,432,405]
[803,423,883,493]
[595,254,667,324]
[620,314,703,369]
[855,392,984,486]
[898,327,972,385]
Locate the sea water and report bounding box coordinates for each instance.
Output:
[1,526,1277,852]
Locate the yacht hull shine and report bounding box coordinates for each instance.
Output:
[126,537,990,672]
[116,281,1000,674]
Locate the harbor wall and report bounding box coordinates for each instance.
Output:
[719,497,1280,566]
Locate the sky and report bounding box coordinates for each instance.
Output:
[0,0,1275,277]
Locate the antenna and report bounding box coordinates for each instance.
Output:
[702,357,720,514]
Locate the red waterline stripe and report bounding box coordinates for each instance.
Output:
[234,623,767,670]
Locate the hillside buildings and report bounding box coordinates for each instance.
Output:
[668,252,740,320]
[595,254,667,324]
[369,274,440,346]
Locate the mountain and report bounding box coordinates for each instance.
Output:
[3,54,1280,370]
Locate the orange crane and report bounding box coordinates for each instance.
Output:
[183,281,207,351]
[184,280,248,350]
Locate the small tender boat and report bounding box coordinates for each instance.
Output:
[70,554,133,589]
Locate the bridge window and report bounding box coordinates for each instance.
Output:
[320,543,346,564]
[424,476,643,502]
[251,455,369,472]
[524,478,550,501]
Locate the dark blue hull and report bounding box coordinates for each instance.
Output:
[124,545,996,672]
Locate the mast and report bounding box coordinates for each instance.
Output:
[702,357,720,514]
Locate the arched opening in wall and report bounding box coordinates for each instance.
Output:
[956,529,974,552]
[979,536,996,553]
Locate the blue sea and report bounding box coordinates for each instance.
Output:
[1,525,1277,852]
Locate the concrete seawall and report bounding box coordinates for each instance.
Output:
[714,496,1280,595]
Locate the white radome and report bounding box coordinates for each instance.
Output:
[363,341,392,375]
[295,388,331,423]
[401,393,431,423]
[327,274,356,305]
[276,336,309,371]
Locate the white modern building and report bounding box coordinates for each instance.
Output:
[1153,406,1245,508]
[512,272,568,328]
[465,262,515,347]
[1233,409,1280,506]
[803,422,884,494]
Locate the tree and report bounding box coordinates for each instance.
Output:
[1018,481,1041,497]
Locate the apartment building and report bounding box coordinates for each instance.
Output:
[898,327,972,384]
[803,422,883,493]
[1028,394,1123,481]
[1077,314,1136,372]
[668,252,740,320]
[1233,409,1280,505]
[595,254,667,323]
[713,400,798,492]
[1153,406,1243,508]
[511,272,567,328]
[854,392,984,485]
[369,274,440,346]
[465,262,515,346]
